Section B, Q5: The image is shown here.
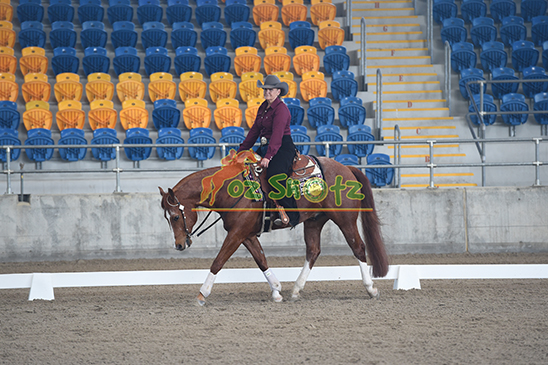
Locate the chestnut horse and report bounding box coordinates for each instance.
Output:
[159,151,389,305]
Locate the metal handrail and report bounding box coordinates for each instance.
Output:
[427,0,433,62]
[444,41,451,113]
[345,0,353,41]
[360,17,367,91]
[394,125,401,188]
[375,68,383,140]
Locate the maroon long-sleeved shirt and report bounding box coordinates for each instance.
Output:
[237,98,291,160]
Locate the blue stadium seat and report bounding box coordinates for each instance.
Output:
[335,154,359,166]
[491,67,519,99]
[80,21,108,49]
[152,99,181,129]
[137,0,163,25]
[543,41,548,69]
[512,40,539,72]
[174,46,201,75]
[17,0,44,23]
[91,128,119,162]
[290,125,310,155]
[331,70,358,101]
[500,92,529,126]
[433,0,457,24]
[113,46,141,75]
[224,0,250,27]
[0,129,21,162]
[188,127,216,160]
[490,0,516,24]
[288,21,315,50]
[532,15,548,46]
[461,0,487,24]
[219,126,245,156]
[284,97,305,125]
[347,124,374,157]
[500,16,527,48]
[144,47,172,76]
[200,21,227,49]
[78,0,104,23]
[521,0,547,23]
[124,128,153,161]
[141,21,168,49]
[480,41,507,72]
[470,16,497,48]
[0,101,20,130]
[459,67,487,100]
[307,97,334,128]
[24,128,54,162]
[440,17,467,46]
[83,46,110,76]
[111,21,138,49]
[338,96,366,128]
[19,21,46,48]
[52,47,80,76]
[48,0,74,23]
[49,21,77,49]
[533,92,548,125]
[365,153,394,187]
[166,0,192,25]
[171,22,198,49]
[195,0,221,27]
[323,45,350,75]
[451,42,477,72]
[204,46,231,76]
[58,128,87,161]
[315,125,343,157]
[522,66,548,98]
[469,93,498,125]
[156,127,184,160]
[230,21,257,49]
[107,0,133,25]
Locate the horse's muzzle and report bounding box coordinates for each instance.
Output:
[175,237,192,251]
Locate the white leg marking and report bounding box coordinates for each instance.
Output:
[200,272,216,298]
[263,268,283,302]
[291,260,311,300]
[359,261,379,299]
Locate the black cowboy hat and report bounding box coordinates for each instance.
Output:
[257,74,289,97]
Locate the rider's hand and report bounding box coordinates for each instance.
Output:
[260,157,270,168]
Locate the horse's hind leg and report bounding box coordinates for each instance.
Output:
[242,236,283,303]
[291,215,329,300]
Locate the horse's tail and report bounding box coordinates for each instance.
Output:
[349,166,389,278]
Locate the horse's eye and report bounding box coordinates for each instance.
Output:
[173,215,179,221]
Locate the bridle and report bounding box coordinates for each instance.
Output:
[164,192,194,248]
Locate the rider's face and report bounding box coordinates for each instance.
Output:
[263,88,281,103]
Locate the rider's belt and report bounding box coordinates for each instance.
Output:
[260,136,269,146]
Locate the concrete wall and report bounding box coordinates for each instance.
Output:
[1,187,547,262]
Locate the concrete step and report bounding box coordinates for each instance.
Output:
[373,89,444,101]
[351,8,416,17]
[351,14,426,26]
[374,99,447,110]
[366,63,435,73]
[369,80,441,92]
[378,108,451,118]
[366,55,432,66]
[366,72,439,82]
[350,0,415,9]
[367,47,429,57]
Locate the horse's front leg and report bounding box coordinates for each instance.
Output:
[243,236,283,303]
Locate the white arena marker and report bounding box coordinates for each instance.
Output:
[393,265,421,290]
[28,273,55,301]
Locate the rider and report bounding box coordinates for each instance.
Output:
[236,74,300,227]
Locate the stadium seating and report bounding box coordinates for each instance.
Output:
[78,0,104,23]
[81,21,108,49]
[54,72,82,102]
[178,71,207,102]
[317,20,345,50]
[91,128,119,162]
[49,21,77,49]
[24,128,54,162]
[22,73,51,102]
[0,0,12,22]
[252,0,279,26]
[479,41,507,73]
[56,100,86,130]
[116,72,145,102]
[499,16,527,48]
[274,71,297,98]
[264,46,291,74]
[203,46,231,76]
[171,22,198,49]
[183,98,212,129]
[331,70,358,101]
[0,128,20,162]
[365,154,394,187]
[0,101,20,130]
[489,0,516,23]
[258,21,285,50]
[187,127,216,160]
[468,93,498,125]
[166,0,192,25]
[440,17,467,46]
[338,96,366,128]
[17,0,44,23]
[0,47,16,74]
[459,67,486,100]
[144,47,171,76]
[533,92,548,125]
[214,98,242,129]
[323,45,350,75]
[111,21,138,49]
[148,72,177,102]
[511,40,539,72]
[292,46,320,76]
[521,0,547,23]
[51,47,79,76]
[119,99,149,129]
[19,21,46,48]
[200,21,227,50]
[290,125,310,154]
[522,66,548,98]
[219,126,245,156]
[224,0,250,26]
[82,47,110,76]
[234,46,262,76]
[314,125,343,157]
[335,154,359,166]
[300,71,328,101]
[288,20,314,50]
[310,0,336,26]
[113,47,140,76]
[230,21,257,49]
[347,124,375,157]
[239,71,263,102]
[156,127,184,160]
[0,73,17,102]
[451,42,477,72]
[460,0,487,24]
[491,67,519,99]
[107,0,133,25]
[88,100,117,130]
[152,99,181,129]
[174,46,201,75]
[123,128,152,162]
[500,92,529,126]
[195,0,222,27]
[433,0,457,24]
[137,0,162,25]
[208,72,237,103]
[532,16,548,46]
[58,128,87,161]
[22,101,52,130]
[281,0,307,26]
[307,97,334,128]
[284,97,304,125]
[85,72,114,101]
[470,17,497,48]
[141,21,168,50]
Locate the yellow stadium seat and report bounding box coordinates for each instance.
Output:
[119,99,148,129]
[273,71,297,98]
[293,45,320,76]
[182,98,212,129]
[22,73,51,102]
[148,72,177,102]
[252,0,279,26]
[214,98,242,129]
[23,101,53,130]
[258,21,285,50]
[116,72,145,103]
[0,72,17,101]
[88,100,118,130]
[0,0,13,22]
[179,71,207,102]
[233,47,262,77]
[86,72,115,102]
[299,71,327,101]
[245,98,265,128]
[54,73,83,102]
[281,0,307,26]
[20,47,48,76]
[239,72,264,103]
[318,20,345,50]
[209,72,237,103]
[310,0,336,26]
[56,100,86,130]
[0,46,16,74]
[264,46,291,74]
[0,21,15,48]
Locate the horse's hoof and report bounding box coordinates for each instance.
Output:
[272,291,283,303]
[290,293,301,302]
[197,293,206,306]
[367,288,380,300]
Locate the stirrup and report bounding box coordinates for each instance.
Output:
[274,201,289,225]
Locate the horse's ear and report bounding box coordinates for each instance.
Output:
[159,187,166,196]
[168,188,176,198]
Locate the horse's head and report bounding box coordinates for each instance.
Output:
[159,186,198,251]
